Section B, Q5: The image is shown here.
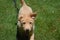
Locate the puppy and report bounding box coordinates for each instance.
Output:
[17,0,36,40]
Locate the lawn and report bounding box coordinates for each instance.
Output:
[0,0,60,40]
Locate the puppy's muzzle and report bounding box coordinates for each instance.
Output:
[26,29,29,32]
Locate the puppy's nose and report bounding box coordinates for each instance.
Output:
[25,29,30,33]
[25,29,30,36]
[26,29,29,32]
[25,29,30,34]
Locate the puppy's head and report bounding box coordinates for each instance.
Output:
[18,13,36,32]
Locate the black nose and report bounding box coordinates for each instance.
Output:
[26,29,29,32]
[25,29,30,33]
[25,29,29,35]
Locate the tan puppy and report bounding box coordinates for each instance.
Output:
[17,0,36,40]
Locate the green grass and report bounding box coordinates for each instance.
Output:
[0,0,60,40]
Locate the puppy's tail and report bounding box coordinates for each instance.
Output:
[20,0,26,5]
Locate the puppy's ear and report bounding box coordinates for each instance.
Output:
[18,15,23,21]
[30,13,37,19]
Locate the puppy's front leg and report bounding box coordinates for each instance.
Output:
[30,33,34,40]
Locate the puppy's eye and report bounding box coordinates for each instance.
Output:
[22,22,26,24]
[29,22,32,24]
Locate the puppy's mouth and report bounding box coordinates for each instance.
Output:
[25,27,33,33]
[25,29,29,34]
[25,28,33,35]
[25,29,33,39]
